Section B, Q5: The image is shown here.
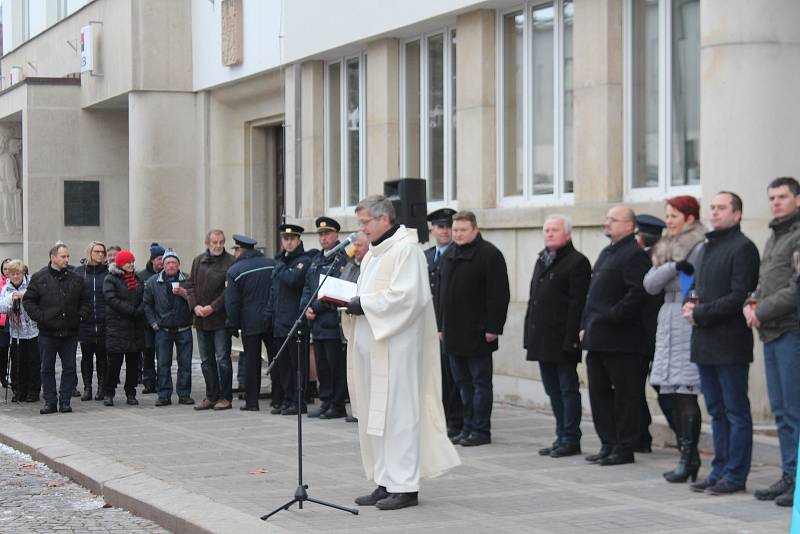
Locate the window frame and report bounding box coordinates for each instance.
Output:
[496,1,575,207]
[324,52,367,214]
[399,27,458,210]
[623,0,701,201]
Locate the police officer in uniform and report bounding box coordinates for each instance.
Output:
[224,235,277,411]
[302,217,348,419]
[424,208,464,438]
[267,224,311,415]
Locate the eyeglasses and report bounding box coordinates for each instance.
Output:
[357,217,376,227]
[91,249,106,255]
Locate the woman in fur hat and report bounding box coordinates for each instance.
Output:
[644,196,706,483]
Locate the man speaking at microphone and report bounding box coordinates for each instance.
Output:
[343,195,460,511]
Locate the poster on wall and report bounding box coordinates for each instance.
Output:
[80,25,93,73]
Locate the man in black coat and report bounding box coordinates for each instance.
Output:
[424,208,463,438]
[437,211,510,447]
[525,215,591,458]
[266,223,310,415]
[137,242,164,394]
[225,234,276,412]
[683,191,760,495]
[580,206,651,466]
[23,244,90,414]
[301,217,348,419]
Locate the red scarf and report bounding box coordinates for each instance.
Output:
[123,271,137,291]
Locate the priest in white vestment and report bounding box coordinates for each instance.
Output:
[343,195,460,511]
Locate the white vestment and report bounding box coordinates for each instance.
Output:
[344,225,460,493]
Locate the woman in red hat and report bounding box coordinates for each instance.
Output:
[101,250,146,406]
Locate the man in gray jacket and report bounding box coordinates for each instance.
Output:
[744,177,800,508]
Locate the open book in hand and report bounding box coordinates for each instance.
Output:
[318,276,357,306]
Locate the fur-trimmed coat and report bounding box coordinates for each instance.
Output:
[644,221,705,388]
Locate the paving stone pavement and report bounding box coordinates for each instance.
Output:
[0,443,167,534]
[0,356,793,533]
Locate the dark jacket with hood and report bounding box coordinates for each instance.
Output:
[143,270,193,330]
[103,264,146,353]
[74,262,109,344]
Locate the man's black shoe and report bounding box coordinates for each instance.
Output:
[450,430,469,445]
[58,404,72,413]
[775,489,794,507]
[754,475,793,501]
[539,440,559,456]
[270,406,283,414]
[460,433,491,447]
[634,445,652,454]
[103,396,114,407]
[689,477,718,493]
[308,403,330,418]
[598,453,634,466]
[585,447,612,463]
[705,479,746,496]
[354,486,389,506]
[126,395,139,406]
[141,385,156,394]
[240,405,259,411]
[40,403,58,415]
[81,388,92,402]
[550,443,581,458]
[155,398,172,407]
[319,408,347,420]
[375,492,419,510]
[178,396,195,405]
[447,426,462,438]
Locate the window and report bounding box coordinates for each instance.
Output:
[400,28,457,204]
[625,0,700,198]
[326,54,366,210]
[498,1,574,204]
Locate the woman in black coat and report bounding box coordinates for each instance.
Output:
[101,250,146,406]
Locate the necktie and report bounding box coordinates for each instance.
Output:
[434,249,440,262]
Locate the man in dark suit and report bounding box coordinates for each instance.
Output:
[580,206,651,466]
[424,208,463,438]
[437,211,510,447]
[524,215,591,458]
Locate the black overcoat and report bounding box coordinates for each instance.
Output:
[524,241,591,363]
[690,224,760,366]
[580,234,651,354]
[437,233,510,357]
[103,265,146,354]
[23,265,90,338]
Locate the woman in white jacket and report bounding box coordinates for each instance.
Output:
[0,259,40,403]
[643,196,706,483]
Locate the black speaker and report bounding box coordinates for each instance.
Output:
[383,178,428,244]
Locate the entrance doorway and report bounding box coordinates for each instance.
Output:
[249,122,285,256]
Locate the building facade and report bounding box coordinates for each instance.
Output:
[1,0,798,421]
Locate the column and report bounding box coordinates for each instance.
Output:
[300,61,325,218]
[366,38,400,196]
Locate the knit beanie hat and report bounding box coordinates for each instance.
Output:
[150,242,166,260]
[115,250,135,267]
[162,248,180,264]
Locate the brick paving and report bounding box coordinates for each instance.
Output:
[0,356,792,533]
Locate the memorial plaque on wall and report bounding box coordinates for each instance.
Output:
[221,0,243,66]
[64,180,100,226]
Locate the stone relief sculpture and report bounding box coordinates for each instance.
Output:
[0,136,22,235]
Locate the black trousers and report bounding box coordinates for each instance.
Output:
[104,352,140,397]
[314,339,346,411]
[241,333,270,409]
[637,354,653,448]
[441,349,464,432]
[80,341,107,391]
[11,338,39,398]
[0,342,8,386]
[587,351,642,456]
[274,335,307,408]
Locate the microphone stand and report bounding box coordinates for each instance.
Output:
[261,248,358,521]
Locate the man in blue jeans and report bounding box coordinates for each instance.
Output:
[683,192,760,495]
[144,248,194,406]
[23,243,90,414]
[745,177,800,507]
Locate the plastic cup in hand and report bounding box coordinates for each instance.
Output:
[748,291,758,311]
[171,282,179,290]
[687,290,699,305]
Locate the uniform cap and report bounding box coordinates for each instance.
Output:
[279,223,305,236]
[427,208,457,226]
[636,214,666,237]
[315,216,341,233]
[232,234,257,249]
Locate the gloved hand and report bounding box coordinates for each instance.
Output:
[346,297,364,316]
[228,327,240,338]
[675,260,694,275]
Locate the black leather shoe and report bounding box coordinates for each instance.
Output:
[240,405,259,411]
[447,426,462,438]
[103,396,114,407]
[58,404,72,413]
[40,403,58,415]
[155,398,172,407]
[319,408,347,420]
[178,396,195,405]
[775,489,794,507]
[539,440,559,456]
[585,447,612,463]
[705,479,745,495]
[141,385,156,394]
[376,492,419,510]
[755,475,793,501]
[599,453,634,466]
[81,388,92,402]
[461,433,491,447]
[689,477,718,493]
[354,486,389,506]
[94,391,104,401]
[550,443,581,458]
[450,431,469,445]
[126,395,138,406]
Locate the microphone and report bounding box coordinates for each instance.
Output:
[324,232,359,258]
